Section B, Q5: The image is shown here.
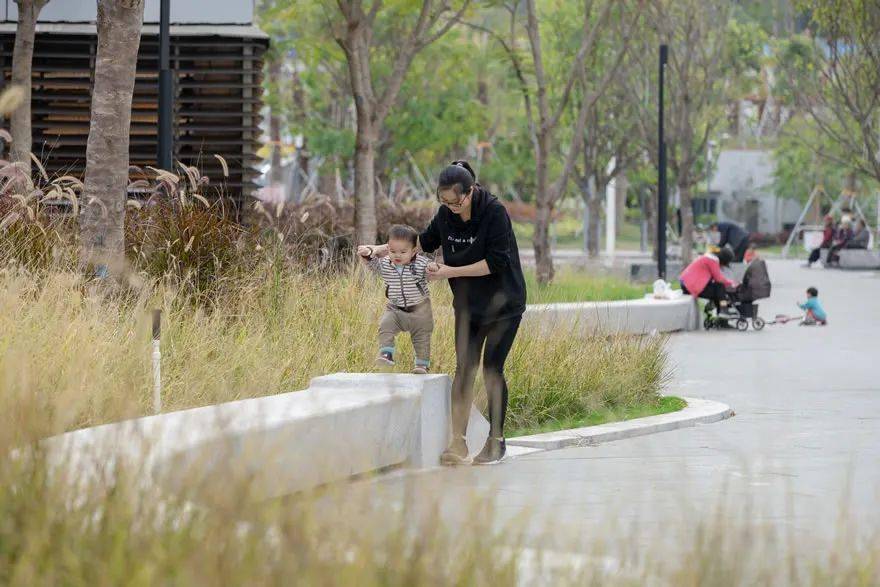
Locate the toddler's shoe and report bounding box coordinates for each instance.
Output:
[412,364,429,375]
[375,351,395,367]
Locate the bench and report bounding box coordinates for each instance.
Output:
[835,249,880,270]
[523,294,700,335]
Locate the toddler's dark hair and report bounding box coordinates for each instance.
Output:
[388,224,418,246]
[437,160,476,197]
[717,247,734,267]
[807,287,818,297]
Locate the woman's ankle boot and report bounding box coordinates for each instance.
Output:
[440,435,469,466]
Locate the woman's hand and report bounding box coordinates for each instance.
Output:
[427,263,456,281]
[357,245,373,258]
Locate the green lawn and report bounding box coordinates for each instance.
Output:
[524,268,647,304]
[508,396,687,438]
[514,218,649,251]
[756,243,806,259]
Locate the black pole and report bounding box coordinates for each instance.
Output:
[657,44,668,280]
[158,0,173,170]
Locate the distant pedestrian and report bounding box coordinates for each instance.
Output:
[826,219,865,266]
[709,221,750,263]
[806,215,835,268]
[799,287,827,326]
[358,225,434,374]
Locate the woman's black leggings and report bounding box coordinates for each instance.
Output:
[451,313,521,440]
[682,282,729,308]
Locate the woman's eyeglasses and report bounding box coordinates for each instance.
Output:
[437,188,472,208]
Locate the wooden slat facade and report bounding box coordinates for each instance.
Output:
[0,30,268,217]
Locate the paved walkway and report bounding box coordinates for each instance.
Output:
[366,260,880,557]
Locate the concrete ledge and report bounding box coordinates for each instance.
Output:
[507,397,733,450]
[836,249,880,270]
[45,374,489,500]
[523,294,700,335]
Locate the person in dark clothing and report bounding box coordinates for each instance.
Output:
[827,219,868,265]
[709,221,750,262]
[421,160,526,465]
[806,215,835,267]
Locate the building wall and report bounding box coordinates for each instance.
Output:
[0,28,268,216]
[3,1,255,24]
[709,149,801,234]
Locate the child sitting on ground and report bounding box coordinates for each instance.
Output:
[798,287,827,326]
[357,225,436,374]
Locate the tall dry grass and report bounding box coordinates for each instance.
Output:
[0,259,668,443]
[0,442,877,585]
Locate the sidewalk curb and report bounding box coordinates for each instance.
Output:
[506,397,733,451]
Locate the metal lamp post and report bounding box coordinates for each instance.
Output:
[657,44,668,279]
[158,0,173,170]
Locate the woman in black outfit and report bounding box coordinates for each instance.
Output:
[421,161,526,465]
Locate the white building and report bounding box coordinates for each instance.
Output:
[706,149,801,234]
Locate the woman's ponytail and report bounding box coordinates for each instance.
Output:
[438,160,477,197]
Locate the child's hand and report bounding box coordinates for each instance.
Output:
[357,245,373,258]
[427,263,454,281]
[427,262,440,273]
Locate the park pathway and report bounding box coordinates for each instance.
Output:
[365,259,880,558]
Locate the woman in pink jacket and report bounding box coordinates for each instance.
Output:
[679,248,737,310]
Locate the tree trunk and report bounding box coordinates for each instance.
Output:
[678,182,695,264]
[533,200,554,283]
[587,194,602,257]
[640,188,658,260]
[353,122,377,244]
[579,175,602,258]
[80,0,144,273]
[10,0,46,172]
[640,188,655,256]
[267,56,283,187]
[269,112,283,186]
[532,134,554,284]
[615,173,627,237]
[588,176,606,257]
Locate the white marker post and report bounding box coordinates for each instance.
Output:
[152,309,162,414]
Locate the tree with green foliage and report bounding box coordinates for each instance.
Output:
[259,1,475,229]
[773,115,851,205]
[786,1,880,188]
[328,0,471,244]
[572,45,640,257]
[628,0,761,264]
[475,0,639,284]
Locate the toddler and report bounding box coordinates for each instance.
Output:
[798,287,827,326]
[358,225,435,374]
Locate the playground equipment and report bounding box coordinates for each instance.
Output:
[781,186,875,258]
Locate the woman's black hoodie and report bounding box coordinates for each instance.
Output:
[419,187,527,322]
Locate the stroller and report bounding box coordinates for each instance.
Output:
[704,258,772,331]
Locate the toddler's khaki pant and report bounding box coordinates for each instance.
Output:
[378,300,433,365]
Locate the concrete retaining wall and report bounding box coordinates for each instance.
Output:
[44,294,700,498]
[524,294,700,335]
[46,374,488,501]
